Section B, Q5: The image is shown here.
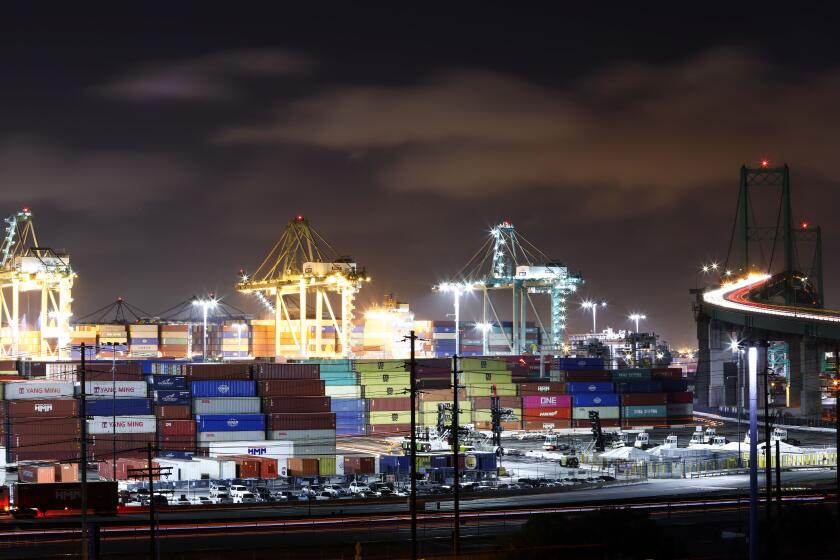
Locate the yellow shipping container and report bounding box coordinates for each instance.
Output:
[459,371,512,385]
[362,385,410,398]
[460,358,507,372]
[368,411,413,425]
[464,384,517,397]
[355,359,406,373]
[317,456,336,476]
[420,400,473,413]
[359,372,410,386]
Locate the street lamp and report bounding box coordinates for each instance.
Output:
[433,282,475,355]
[192,298,218,360]
[581,300,607,334]
[628,313,646,333]
[474,322,493,355]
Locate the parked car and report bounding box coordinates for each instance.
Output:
[234,492,258,504]
[174,495,192,506]
[209,484,229,498]
[349,481,372,495]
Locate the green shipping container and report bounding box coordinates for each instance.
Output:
[464,384,517,397]
[361,384,410,398]
[460,371,513,385]
[355,360,407,373]
[621,405,667,419]
[369,410,413,424]
[459,358,507,372]
[317,456,337,476]
[611,369,652,382]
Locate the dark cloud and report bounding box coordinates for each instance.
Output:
[98,48,314,102]
[0,138,197,212]
[221,48,840,214]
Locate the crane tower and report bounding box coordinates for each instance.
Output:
[236,216,369,358]
[0,209,74,358]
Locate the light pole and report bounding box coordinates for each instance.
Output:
[628,313,646,333]
[474,322,492,356]
[192,298,217,360]
[433,282,474,356]
[748,345,759,560]
[582,300,606,334]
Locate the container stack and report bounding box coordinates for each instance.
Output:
[4,381,79,462]
[160,325,190,358]
[69,327,97,359]
[357,360,411,435]
[221,323,249,359]
[316,360,360,399]
[521,392,570,431]
[250,320,275,358]
[129,324,158,357]
[98,324,128,357]
[85,377,155,460]
[431,321,456,357]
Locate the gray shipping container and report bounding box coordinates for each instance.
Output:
[571,406,620,420]
[197,430,266,443]
[192,397,261,414]
[267,428,336,456]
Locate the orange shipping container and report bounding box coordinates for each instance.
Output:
[55,463,80,482]
[19,464,57,483]
[287,457,319,476]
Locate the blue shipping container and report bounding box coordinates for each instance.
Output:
[380,455,411,473]
[157,450,195,460]
[557,357,604,370]
[336,425,366,436]
[155,390,191,404]
[190,380,256,398]
[331,398,366,413]
[195,414,265,432]
[130,338,158,345]
[572,393,620,407]
[150,375,188,390]
[86,398,153,416]
[566,381,614,393]
[616,381,664,394]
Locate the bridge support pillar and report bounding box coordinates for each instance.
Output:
[696,317,729,408]
[787,337,822,416]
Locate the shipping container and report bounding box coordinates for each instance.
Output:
[85,398,152,416]
[12,481,117,513]
[459,358,507,371]
[194,456,237,480]
[325,385,362,399]
[521,407,571,420]
[622,405,667,419]
[160,419,196,437]
[556,357,604,370]
[155,404,191,420]
[666,403,694,416]
[196,414,265,432]
[18,464,57,483]
[4,381,75,399]
[153,458,203,482]
[516,381,565,395]
[154,390,191,405]
[571,393,620,407]
[184,363,252,380]
[522,394,571,409]
[257,379,325,397]
[88,415,156,434]
[197,431,266,443]
[287,457,319,476]
[667,391,694,404]
[6,399,77,418]
[611,368,652,382]
[571,406,620,420]
[367,397,412,411]
[523,419,571,430]
[266,413,336,431]
[192,397,261,414]
[620,393,668,406]
[616,381,664,394]
[566,381,614,393]
[262,396,331,413]
[55,462,79,482]
[84,381,147,398]
[149,375,187,390]
[366,423,410,435]
[343,456,376,475]
[470,396,522,408]
[464,384,517,397]
[9,418,81,436]
[460,371,513,385]
[251,363,320,380]
[190,380,256,398]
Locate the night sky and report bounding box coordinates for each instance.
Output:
[2,3,839,348]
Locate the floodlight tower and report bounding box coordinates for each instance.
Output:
[236,216,369,359]
[0,209,74,358]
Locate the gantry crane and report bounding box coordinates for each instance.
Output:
[438,221,582,354]
[0,209,74,358]
[235,216,369,358]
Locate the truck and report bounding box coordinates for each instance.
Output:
[10,482,118,515]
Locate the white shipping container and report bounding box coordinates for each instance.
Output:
[571,406,620,420]
[85,381,147,398]
[194,456,238,480]
[266,429,336,442]
[4,381,75,400]
[129,344,158,352]
[153,458,202,482]
[335,455,345,476]
[206,440,293,463]
[325,385,362,399]
[88,415,156,434]
[192,397,261,414]
[197,431,266,443]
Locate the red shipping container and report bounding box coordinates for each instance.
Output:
[563,370,611,381]
[621,418,667,428]
[19,465,57,483]
[343,456,376,475]
[9,433,80,447]
[267,412,336,430]
[262,396,331,413]
[367,423,410,435]
[368,397,411,411]
[572,419,619,428]
[56,462,80,482]
[667,392,693,404]
[523,419,571,430]
[160,419,196,437]
[185,363,252,379]
[159,434,196,450]
[621,393,668,406]
[471,396,522,408]
[10,446,80,463]
[155,405,192,420]
[257,379,325,397]
[10,418,81,436]
[517,381,566,395]
[286,457,319,476]
[7,399,78,418]
[522,408,572,421]
[252,363,320,380]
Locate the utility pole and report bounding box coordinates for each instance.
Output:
[452,354,461,557]
[80,342,89,560]
[408,330,418,560]
[774,439,782,516]
[127,443,168,560]
[747,346,759,560]
[763,352,772,524]
[111,342,117,481]
[835,342,839,524]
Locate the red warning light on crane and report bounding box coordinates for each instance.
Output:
[801,221,809,229]
[760,160,769,168]
[295,215,305,222]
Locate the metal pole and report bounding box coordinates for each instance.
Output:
[409,330,418,560]
[737,347,743,467]
[592,306,597,334]
[454,291,460,356]
[80,342,89,560]
[774,439,782,517]
[748,346,759,560]
[112,343,117,481]
[835,342,839,524]
[764,357,772,524]
[202,305,208,360]
[452,354,460,557]
[148,442,157,560]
